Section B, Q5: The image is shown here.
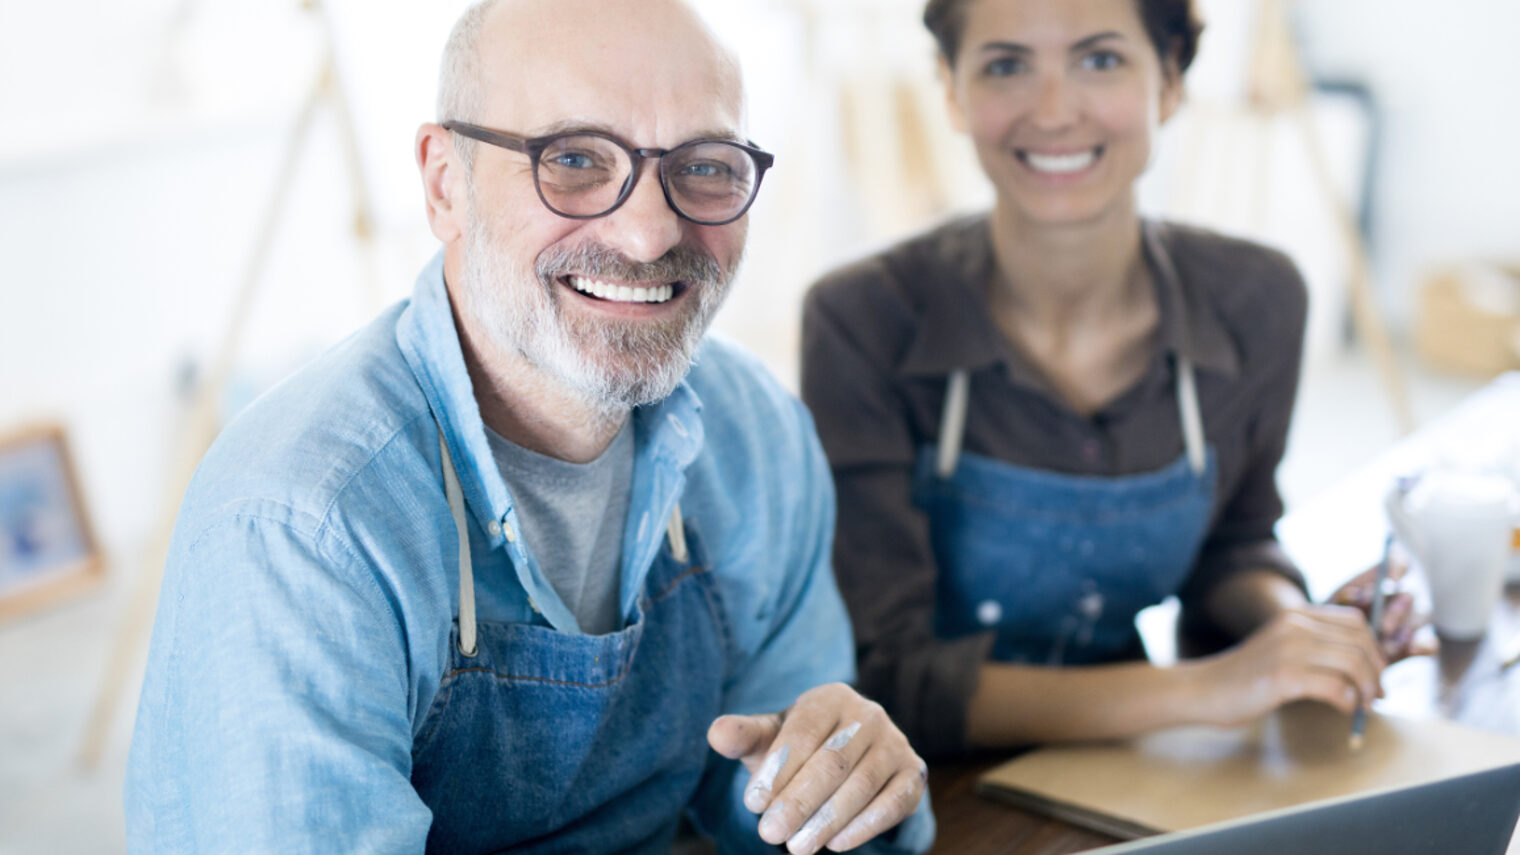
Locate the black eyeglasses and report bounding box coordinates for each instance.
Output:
[442,121,775,226]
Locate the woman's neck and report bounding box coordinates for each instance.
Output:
[987,198,1147,328]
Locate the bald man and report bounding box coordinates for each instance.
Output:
[124,1,933,853]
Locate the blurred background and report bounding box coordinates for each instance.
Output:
[2,0,1518,851]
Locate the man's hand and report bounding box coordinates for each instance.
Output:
[707,683,926,854]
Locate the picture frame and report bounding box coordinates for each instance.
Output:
[0,424,105,621]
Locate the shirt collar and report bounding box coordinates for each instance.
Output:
[1143,220,1241,378]
[898,217,1007,378]
[395,251,706,632]
[898,217,1240,382]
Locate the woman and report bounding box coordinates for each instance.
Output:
[801,0,1421,758]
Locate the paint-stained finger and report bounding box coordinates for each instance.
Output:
[823,764,927,853]
[759,718,871,846]
[742,687,849,815]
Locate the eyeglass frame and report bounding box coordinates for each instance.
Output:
[441,120,776,226]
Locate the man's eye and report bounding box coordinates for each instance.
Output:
[984,56,1025,78]
[552,152,598,169]
[1081,50,1122,71]
[680,161,731,178]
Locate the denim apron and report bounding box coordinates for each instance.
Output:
[912,357,1216,665]
[411,431,730,853]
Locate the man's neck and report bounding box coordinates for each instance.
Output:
[455,317,628,465]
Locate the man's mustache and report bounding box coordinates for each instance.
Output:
[536,242,723,290]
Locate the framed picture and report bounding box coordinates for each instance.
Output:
[0,424,105,621]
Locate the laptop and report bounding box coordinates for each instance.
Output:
[1086,763,1520,855]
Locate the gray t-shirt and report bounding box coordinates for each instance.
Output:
[485,420,633,635]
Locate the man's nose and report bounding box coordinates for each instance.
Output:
[597,161,683,264]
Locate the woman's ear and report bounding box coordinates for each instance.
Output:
[1158,49,1184,124]
[939,54,970,134]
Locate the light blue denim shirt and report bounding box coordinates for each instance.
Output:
[126,253,933,853]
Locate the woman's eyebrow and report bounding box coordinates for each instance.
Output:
[1069,31,1125,52]
[975,30,1125,56]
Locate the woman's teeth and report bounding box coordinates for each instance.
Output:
[1023,149,1098,174]
[569,276,675,304]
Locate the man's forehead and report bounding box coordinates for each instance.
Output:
[473,0,744,142]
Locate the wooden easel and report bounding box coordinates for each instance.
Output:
[1180,0,1414,432]
[76,0,385,770]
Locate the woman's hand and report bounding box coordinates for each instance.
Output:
[1327,556,1435,662]
[707,683,927,855]
[1192,604,1386,727]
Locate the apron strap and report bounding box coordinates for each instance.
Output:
[437,424,690,653]
[438,432,479,658]
[935,369,971,478]
[666,503,689,564]
[933,360,1207,479]
[1175,355,1206,477]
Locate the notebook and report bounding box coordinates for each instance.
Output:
[1084,762,1520,855]
[976,702,1520,840]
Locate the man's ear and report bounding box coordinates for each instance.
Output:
[417,123,466,243]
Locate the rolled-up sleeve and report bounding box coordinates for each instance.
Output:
[1177,248,1311,622]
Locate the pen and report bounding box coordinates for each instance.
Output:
[1349,533,1394,751]
[1501,637,1520,672]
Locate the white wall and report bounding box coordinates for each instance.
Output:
[1295,0,1520,323]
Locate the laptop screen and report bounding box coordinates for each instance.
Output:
[1087,763,1520,855]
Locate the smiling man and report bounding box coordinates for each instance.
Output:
[124,1,932,853]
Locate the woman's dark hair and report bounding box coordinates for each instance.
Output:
[924,0,1203,74]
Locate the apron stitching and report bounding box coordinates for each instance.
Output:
[651,564,707,602]
[928,485,1210,517]
[439,666,632,690]
[412,662,460,751]
[697,575,737,686]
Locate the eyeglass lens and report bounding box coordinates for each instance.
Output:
[536,135,759,222]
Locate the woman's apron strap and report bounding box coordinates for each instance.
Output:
[1175,355,1206,477]
[932,359,1207,479]
[935,370,972,479]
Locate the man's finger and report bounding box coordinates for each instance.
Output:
[759,719,870,846]
[708,713,783,767]
[824,764,927,853]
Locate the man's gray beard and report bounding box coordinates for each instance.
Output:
[459,213,733,417]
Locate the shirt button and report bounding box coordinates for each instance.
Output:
[976,600,1003,626]
[1082,439,1101,463]
[487,520,502,536]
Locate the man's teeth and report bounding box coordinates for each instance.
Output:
[568,276,675,303]
[1025,150,1097,174]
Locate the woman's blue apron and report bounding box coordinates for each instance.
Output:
[410,431,730,853]
[912,358,1217,665]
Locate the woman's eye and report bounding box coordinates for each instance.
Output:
[1081,50,1123,71]
[983,56,1025,78]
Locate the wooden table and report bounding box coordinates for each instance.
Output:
[926,374,1520,854]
